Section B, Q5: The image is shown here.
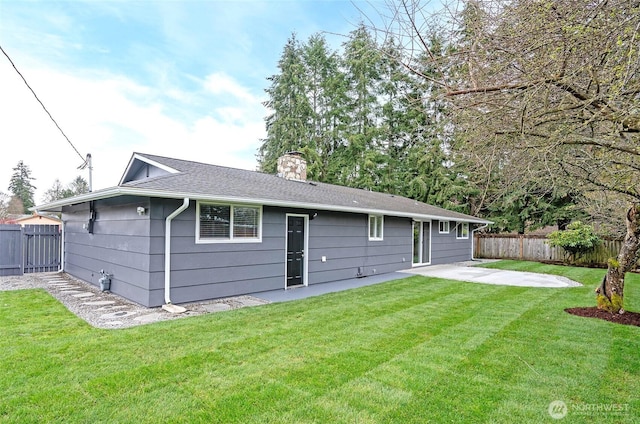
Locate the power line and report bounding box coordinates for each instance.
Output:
[0,44,85,163]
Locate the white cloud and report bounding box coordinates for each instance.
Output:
[0,0,378,207]
[0,59,265,205]
[204,72,262,105]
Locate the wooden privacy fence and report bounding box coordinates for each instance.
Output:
[0,224,61,276]
[474,234,639,269]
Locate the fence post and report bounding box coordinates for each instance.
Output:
[519,235,524,260]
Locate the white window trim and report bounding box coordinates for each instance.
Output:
[439,220,450,234]
[196,201,262,243]
[412,220,432,266]
[369,215,384,241]
[456,222,469,240]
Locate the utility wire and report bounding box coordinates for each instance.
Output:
[1,44,85,162]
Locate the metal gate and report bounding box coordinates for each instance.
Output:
[0,224,61,276]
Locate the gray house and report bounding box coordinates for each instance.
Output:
[35,152,491,308]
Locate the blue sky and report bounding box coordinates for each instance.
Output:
[0,0,387,203]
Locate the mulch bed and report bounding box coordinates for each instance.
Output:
[565,307,640,327]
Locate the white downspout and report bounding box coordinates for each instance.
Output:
[59,220,65,272]
[162,198,189,313]
[471,223,490,261]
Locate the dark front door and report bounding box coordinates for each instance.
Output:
[286,216,305,287]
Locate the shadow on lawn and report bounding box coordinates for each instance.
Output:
[565,307,640,327]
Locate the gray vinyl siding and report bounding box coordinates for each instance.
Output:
[148,203,413,306]
[146,201,285,307]
[307,212,412,284]
[430,220,473,264]
[62,197,474,308]
[61,197,153,306]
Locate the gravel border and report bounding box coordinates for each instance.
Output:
[1,260,504,329]
[0,272,270,329]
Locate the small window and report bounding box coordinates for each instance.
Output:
[369,215,383,240]
[197,202,261,243]
[456,222,469,239]
[439,221,450,233]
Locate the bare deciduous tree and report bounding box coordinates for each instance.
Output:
[379,0,640,313]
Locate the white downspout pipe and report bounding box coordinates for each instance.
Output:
[59,220,65,272]
[471,223,490,261]
[163,198,189,313]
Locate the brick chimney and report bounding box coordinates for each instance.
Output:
[277,151,307,181]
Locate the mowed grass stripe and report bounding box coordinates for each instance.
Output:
[250,284,557,423]
[1,262,638,423]
[0,277,484,422]
[337,286,559,423]
[200,278,502,420]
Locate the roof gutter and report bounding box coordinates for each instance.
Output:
[33,186,491,225]
[162,197,190,314]
[471,223,490,260]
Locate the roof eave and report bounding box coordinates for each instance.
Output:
[32,188,131,212]
[33,187,492,224]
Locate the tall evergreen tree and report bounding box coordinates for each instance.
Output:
[335,24,384,188]
[8,160,36,213]
[259,34,313,174]
[377,36,415,195]
[258,27,472,214]
[398,35,473,212]
[301,34,347,181]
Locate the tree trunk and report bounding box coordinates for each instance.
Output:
[596,204,640,313]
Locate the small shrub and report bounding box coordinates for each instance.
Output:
[547,221,601,264]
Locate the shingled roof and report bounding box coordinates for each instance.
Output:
[35,152,491,224]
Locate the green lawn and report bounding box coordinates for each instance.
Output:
[1,261,638,423]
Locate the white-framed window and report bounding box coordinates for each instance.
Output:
[196,201,262,243]
[439,220,450,234]
[456,222,469,239]
[369,215,384,240]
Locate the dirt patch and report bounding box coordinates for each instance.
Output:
[565,307,640,327]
